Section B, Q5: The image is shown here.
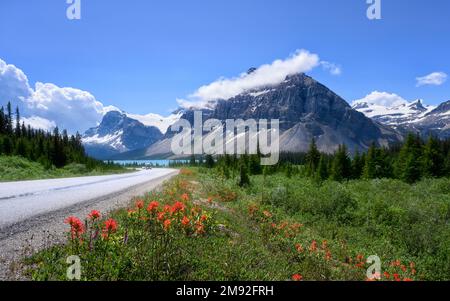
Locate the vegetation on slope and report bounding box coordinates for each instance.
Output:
[0,156,126,182]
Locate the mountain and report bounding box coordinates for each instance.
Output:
[114,73,402,159]
[353,98,450,139]
[82,111,165,159]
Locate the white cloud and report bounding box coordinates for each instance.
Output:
[352,91,409,107]
[0,58,117,134]
[21,116,56,131]
[416,72,447,87]
[178,49,322,109]
[0,59,33,109]
[320,61,342,75]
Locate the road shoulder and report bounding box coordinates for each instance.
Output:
[0,170,179,280]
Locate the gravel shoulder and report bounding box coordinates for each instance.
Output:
[0,170,179,280]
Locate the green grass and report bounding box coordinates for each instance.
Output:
[0,156,130,182]
[24,168,450,281]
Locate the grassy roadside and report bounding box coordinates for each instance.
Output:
[25,167,450,281]
[0,156,130,182]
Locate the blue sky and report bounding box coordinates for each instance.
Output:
[1,0,449,120]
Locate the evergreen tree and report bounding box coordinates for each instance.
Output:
[0,107,5,134]
[15,106,21,137]
[363,143,377,179]
[6,102,13,135]
[316,155,329,181]
[306,138,320,176]
[189,154,196,166]
[395,133,423,183]
[352,150,365,179]
[331,145,351,181]
[249,154,262,175]
[238,161,251,187]
[205,154,215,168]
[422,136,444,177]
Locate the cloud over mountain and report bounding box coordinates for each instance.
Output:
[352,91,409,107]
[177,50,323,109]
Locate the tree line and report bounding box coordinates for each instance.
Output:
[0,102,112,170]
[195,135,450,185]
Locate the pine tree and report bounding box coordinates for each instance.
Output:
[331,145,351,181]
[363,143,377,179]
[238,161,251,187]
[306,138,320,176]
[0,107,5,134]
[249,154,262,175]
[6,102,13,135]
[395,133,423,183]
[189,154,196,166]
[15,106,21,137]
[205,154,215,168]
[316,155,329,181]
[422,136,444,177]
[352,150,365,179]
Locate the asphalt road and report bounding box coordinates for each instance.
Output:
[0,168,177,230]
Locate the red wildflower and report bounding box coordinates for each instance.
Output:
[200,214,208,222]
[207,197,213,204]
[163,205,172,213]
[64,216,84,240]
[393,273,401,282]
[136,200,144,210]
[309,240,317,252]
[102,218,118,239]
[163,219,171,231]
[195,222,205,235]
[181,193,190,202]
[292,274,303,281]
[181,216,190,227]
[321,240,328,250]
[171,201,185,214]
[383,272,391,279]
[403,278,413,282]
[157,211,166,222]
[88,210,101,220]
[391,260,401,267]
[295,243,304,253]
[147,201,159,213]
[325,250,332,261]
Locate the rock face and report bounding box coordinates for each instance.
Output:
[82,111,163,159]
[117,73,402,159]
[413,100,450,138]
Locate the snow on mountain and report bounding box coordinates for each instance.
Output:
[126,112,183,134]
[352,92,435,125]
[82,130,126,152]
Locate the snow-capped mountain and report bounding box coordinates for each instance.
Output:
[352,98,435,126]
[353,95,450,139]
[82,111,179,159]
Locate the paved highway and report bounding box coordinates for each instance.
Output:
[0,168,178,230]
